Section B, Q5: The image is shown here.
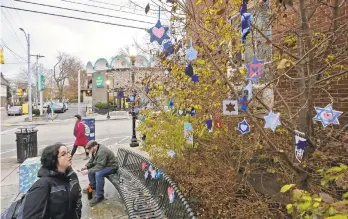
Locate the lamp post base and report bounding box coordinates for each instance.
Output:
[130,137,139,147]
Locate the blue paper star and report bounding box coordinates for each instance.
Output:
[245,56,264,83]
[192,74,199,83]
[189,107,196,116]
[147,20,170,45]
[168,100,174,108]
[206,119,213,132]
[162,40,174,56]
[185,46,198,61]
[241,13,253,44]
[313,104,343,128]
[185,64,194,77]
[240,95,248,112]
[238,119,250,134]
[264,111,281,132]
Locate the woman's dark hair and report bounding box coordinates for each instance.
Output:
[41,143,65,170]
[74,115,82,120]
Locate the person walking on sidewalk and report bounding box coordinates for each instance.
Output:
[22,143,82,219]
[45,104,53,121]
[71,115,89,160]
[80,140,118,206]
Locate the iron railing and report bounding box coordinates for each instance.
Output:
[117,148,196,219]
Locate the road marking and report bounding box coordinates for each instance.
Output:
[0,136,130,155]
[0,127,19,135]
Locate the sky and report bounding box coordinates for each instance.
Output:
[0,0,170,81]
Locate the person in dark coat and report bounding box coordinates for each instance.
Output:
[71,115,89,160]
[45,105,52,121]
[22,143,82,219]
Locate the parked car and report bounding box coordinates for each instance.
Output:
[52,102,66,113]
[7,106,23,116]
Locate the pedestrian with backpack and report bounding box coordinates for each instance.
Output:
[1,143,82,219]
[71,115,89,160]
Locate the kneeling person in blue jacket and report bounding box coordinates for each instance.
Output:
[80,140,118,206]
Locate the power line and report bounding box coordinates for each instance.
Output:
[84,0,156,13]
[0,39,26,61]
[14,0,153,24]
[59,0,158,19]
[0,39,26,69]
[1,6,148,30]
[0,8,27,52]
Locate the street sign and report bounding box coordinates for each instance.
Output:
[38,74,45,91]
[96,75,104,88]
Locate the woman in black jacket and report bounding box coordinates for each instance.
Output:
[22,143,82,219]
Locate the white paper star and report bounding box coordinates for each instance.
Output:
[264,111,281,132]
[245,80,253,100]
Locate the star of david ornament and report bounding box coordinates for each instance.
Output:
[168,100,174,108]
[245,80,253,100]
[245,56,265,83]
[162,40,174,56]
[240,95,248,112]
[155,170,162,179]
[223,100,238,115]
[185,64,194,77]
[206,119,213,132]
[147,20,170,45]
[185,46,198,61]
[189,107,196,116]
[313,104,343,128]
[168,150,175,158]
[294,130,307,163]
[238,119,250,134]
[192,74,199,83]
[264,111,281,132]
[215,119,222,128]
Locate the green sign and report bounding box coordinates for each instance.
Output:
[38,74,45,91]
[96,75,104,88]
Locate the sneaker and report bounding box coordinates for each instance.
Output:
[83,156,90,160]
[89,196,104,207]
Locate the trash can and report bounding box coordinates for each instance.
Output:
[16,127,38,163]
[82,117,95,141]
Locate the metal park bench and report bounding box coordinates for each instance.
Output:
[106,148,196,219]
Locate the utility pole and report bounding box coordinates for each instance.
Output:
[31,54,44,111]
[78,70,81,115]
[19,28,32,121]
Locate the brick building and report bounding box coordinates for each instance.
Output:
[272,0,348,124]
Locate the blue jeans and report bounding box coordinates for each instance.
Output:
[88,168,113,199]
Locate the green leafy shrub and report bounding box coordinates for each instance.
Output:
[94,102,109,109]
[32,109,40,116]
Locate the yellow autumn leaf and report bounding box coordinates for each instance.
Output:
[196,59,206,65]
[277,59,289,69]
[196,0,202,5]
[280,184,296,193]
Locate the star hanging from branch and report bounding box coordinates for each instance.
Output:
[313,104,342,128]
[245,56,265,83]
[147,20,170,45]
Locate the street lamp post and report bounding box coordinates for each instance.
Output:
[129,53,139,147]
[19,28,32,122]
[106,80,110,119]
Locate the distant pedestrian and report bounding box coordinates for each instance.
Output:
[50,104,55,118]
[71,115,89,160]
[21,143,82,219]
[80,140,118,206]
[46,105,53,121]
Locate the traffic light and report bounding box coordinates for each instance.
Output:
[38,74,45,91]
[0,47,4,64]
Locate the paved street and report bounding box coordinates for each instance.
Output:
[1,119,132,159]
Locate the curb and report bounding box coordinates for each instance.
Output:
[1,117,131,127]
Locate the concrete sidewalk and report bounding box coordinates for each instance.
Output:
[0,142,148,218]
